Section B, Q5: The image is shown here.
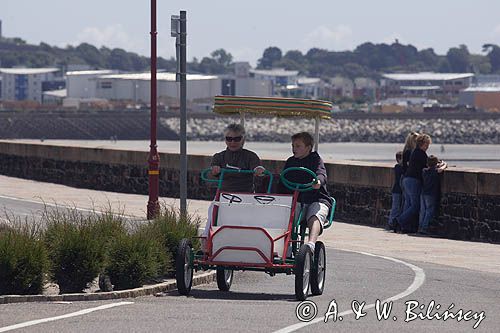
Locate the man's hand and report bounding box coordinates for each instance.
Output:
[254,166,266,176]
[312,179,321,189]
[211,165,221,176]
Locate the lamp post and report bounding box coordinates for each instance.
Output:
[147,0,160,219]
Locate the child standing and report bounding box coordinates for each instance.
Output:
[388,151,403,231]
[419,155,447,234]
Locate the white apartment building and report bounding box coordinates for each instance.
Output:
[0,67,60,102]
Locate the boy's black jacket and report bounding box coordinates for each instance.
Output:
[278,151,332,209]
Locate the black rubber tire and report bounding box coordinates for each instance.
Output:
[175,238,193,295]
[310,241,326,295]
[216,268,233,291]
[294,244,312,301]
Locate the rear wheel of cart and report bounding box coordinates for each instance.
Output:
[216,268,233,291]
[176,238,193,295]
[294,244,312,301]
[310,241,326,295]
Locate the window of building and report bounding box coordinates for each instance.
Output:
[454,81,462,85]
[100,81,112,89]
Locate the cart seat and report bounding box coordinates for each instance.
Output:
[210,193,294,264]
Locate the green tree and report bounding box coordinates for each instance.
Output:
[284,50,306,64]
[76,43,104,68]
[446,45,470,72]
[482,44,500,73]
[210,49,233,68]
[109,48,133,70]
[257,47,282,69]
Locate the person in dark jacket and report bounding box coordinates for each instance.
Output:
[210,123,264,192]
[418,155,447,234]
[202,123,265,251]
[394,134,432,233]
[387,151,404,230]
[278,132,331,252]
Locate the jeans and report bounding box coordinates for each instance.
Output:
[398,177,422,230]
[388,193,402,226]
[419,194,437,232]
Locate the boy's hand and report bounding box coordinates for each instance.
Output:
[437,161,448,173]
[211,166,221,176]
[312,179,321,189]
[254,166,266,176]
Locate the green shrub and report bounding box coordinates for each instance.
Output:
[143,205,200,272]
[89,210,128,266]
[43,210,104,294]
[42,206,128,293]
[105,232,167,290]
[0,225,49,295]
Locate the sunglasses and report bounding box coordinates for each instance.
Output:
[225,136,243,142]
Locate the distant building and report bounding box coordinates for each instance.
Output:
[42,88,66,105]
[459,85,500,112]
[354,77,378,101]
[217,62,273,97]
[381,72,474,102]
[279,77,324,99]
[0,67,63,102]
[325,77,354,99]
[66,70,118,98]
[94,72,221,103]
[473,74,500,85]
[249,68,299,95]
[234,62,251,78]
[374,97,438,113]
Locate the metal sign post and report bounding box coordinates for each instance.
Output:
[172,11,188,217]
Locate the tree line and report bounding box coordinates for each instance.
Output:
[1,37,500,80]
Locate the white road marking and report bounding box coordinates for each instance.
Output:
[0,194,138,219]
[0,301,134,332]
[273,249,426,333]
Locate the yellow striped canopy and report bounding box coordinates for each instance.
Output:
[213,95,333,119]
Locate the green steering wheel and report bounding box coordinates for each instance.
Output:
[280,167,318,192]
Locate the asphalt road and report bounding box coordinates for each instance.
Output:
[1,198,499,332]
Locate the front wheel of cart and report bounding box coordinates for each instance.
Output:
[216,268,233,291]
[176,238,193,295]
[310,241,326,295]
[294,244,312,301]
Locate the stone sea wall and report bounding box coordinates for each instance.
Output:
[1,110,500,143]
[1,141,499,243]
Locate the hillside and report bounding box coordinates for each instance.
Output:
[1,37,500,80]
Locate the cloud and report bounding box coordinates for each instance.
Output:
[73,24,146,53]
[492,24,500,37]
[302,25,353,50]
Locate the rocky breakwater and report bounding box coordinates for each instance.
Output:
[161,116,500,144]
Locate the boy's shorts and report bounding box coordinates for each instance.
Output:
[300,202,329,235]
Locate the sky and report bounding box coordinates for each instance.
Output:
[2,0,500,67]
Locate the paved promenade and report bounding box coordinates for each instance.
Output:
[1,174,498,275]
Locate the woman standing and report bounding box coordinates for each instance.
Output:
[394,134,431,233]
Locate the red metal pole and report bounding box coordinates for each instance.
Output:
[147,0,160,219]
